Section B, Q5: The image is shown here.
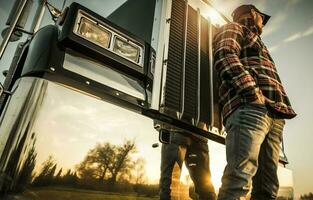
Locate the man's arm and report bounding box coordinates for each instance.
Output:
[213,23,264,103]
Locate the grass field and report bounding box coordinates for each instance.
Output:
[12,187,159,200]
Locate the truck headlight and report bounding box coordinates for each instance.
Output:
[77,17,111,48]
[71,9,145,67]
[113,36,140,63]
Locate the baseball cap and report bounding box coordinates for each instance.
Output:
[232,4,271,26]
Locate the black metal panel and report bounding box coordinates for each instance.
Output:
[181,6,198,122]
[22,25,65,76]
[107,0,156,44]
[199,16,210,124]
[162,0,187,117]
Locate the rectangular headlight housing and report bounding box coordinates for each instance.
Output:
[73,10,144,67]
[77,17,111,49]
[113,36,140,63]
[57,3,155,109]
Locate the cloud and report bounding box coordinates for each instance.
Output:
[283,25,313,43]
[288,0,301,6]
[210,0,268,17]
[262,12,287,37]
[268,44,280,53]
[263,0,301,36]
[254,0,267,11]
[283,32,302,42]
[303,26,313,37]
[210,0,240,19]
[210,0,290,38]
[213,0,300,38]
[267,23,312,51]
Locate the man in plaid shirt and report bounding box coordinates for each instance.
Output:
[213,4,296,200]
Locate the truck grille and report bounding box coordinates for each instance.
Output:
[182,6,198,122]
[163,0,186,115]
[162,0,213,127]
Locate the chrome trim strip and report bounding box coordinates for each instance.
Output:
[152,0,172,110]
[0,0,29,59]
[179,0,189,119]
[208,19,214,127]
[63,53,145,100]
[196,8,201,125]
[30,0,47,33]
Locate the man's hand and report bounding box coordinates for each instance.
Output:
[252,88,265,104]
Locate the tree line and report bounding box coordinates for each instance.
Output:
[301,193,313,200]
[31,140,158,197]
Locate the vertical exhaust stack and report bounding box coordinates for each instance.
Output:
[1,0,34,42]
[0,0,33,60]
[0,0,37,116]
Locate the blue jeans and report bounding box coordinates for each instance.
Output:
[218,104,285,200]
[160,133,216,200]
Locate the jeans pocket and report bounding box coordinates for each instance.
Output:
[225,118,262,176]
[239,104,268,127]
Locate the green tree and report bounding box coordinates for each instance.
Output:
[32,156,56,186]
[55,168,62,179]
[77,142,115,182]
[301,192,313,200]
[54,168,62,184]
[108,140,136,184]
[15,142,37,191]
[77,140,137,185]
[62,169,78,186]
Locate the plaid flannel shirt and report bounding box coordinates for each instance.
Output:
[213,19,296,121]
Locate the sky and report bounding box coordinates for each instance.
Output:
[0,0,312,197]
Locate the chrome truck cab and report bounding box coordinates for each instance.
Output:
[0,0,294,199]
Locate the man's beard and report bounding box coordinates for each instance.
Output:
[256,24,263,35]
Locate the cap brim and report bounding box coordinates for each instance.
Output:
[260,12,271,26]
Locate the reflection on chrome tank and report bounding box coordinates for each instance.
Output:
[0,77,163,199]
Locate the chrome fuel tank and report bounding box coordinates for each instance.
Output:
[0,77,227,199]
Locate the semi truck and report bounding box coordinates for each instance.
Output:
[0,0,294,199]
